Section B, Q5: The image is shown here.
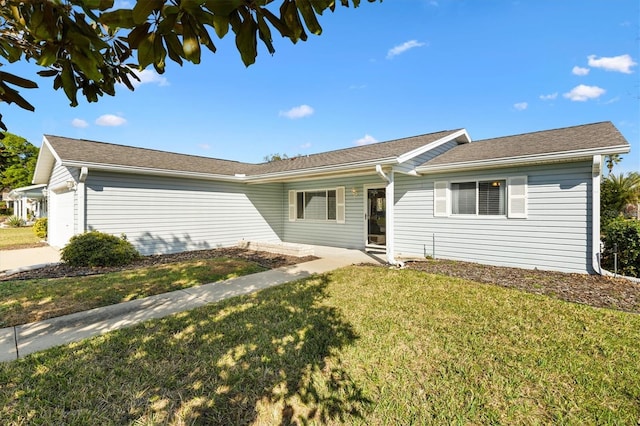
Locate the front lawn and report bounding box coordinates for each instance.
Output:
[1,266,638,424]
[0,226,44,250]
[0,258,265,327]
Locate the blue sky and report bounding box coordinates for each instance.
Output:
[4,0,639,173]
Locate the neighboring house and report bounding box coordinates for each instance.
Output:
[31,122,630,274]
[6,184,48,223]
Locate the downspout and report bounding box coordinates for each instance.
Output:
[78,167,88,233]
[376,165,396,265]
[591,155,602,274]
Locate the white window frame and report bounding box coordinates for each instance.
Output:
[434,176,527,219]
[288,187,345,223]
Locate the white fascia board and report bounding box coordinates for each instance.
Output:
[61,161,246,182]
[32,136,61,184]
[415,145,631,174]
[396,129,471,164]
[244,158,397,183]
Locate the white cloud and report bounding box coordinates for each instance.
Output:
[429,1,439,6]
[95,114,127,126]
[71,118,89,128]
[572,66,590,76]
[587,54,637,74]
[386,40,426,59]
[129,69,169,87]
[198,143,211,150]
[354,134,378,146]
[563,84,606,102]
[513,102,528,111]
[299,142,312,149]
[279,104,314,119]
[539,92,558,101]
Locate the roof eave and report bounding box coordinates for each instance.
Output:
[396,129,471,164]
[32,136,61,184]
[61,161,247,182]
[245,157,398,183]
[416,145,631,174]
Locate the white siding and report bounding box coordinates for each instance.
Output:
[394,161,594,273]
[283,174,387,249]
[85,171,284,255]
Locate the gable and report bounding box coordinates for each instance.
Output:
[418,122,629,173]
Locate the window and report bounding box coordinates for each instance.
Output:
[289,187,345,223]
[478,180,505,215]
[435,178,523,218]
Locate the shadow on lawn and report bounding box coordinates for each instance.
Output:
[7,274,370,424]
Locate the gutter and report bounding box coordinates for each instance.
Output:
[416,145,631,174]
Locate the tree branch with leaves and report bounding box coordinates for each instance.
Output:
[0,0,379,137]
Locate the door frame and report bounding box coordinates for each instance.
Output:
[363,184,387,251]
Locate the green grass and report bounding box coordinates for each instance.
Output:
[1,266,639,424]
[0,258,265,327]
[0,226,44,249]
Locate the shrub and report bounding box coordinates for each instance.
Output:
[0,201,12,215]
[61,231,141,267]
[6,215,25,227]
[601,217,640,277]
[33,217,48,239]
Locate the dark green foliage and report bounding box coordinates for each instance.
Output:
[0,201,12,215]
[33,217,47,238]
[0,133,38,190]
[601,217,640,277]
[61,231,140,267]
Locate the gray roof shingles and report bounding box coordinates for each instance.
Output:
[44,122,629,179]
[420,121,629,168]
[45,129,461,177]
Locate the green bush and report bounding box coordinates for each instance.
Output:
[601,217,640,277]
[33,217,48,239]
[61,231,141,267]
[6,215,25,227]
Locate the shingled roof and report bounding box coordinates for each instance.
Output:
[420,122,629,169]
[250,129,463,174]
[35,122,629,184]
[42,129,464,177]
[44,135,252,176]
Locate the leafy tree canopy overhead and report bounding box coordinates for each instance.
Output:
[0,0,379,136]
[0,132,39,190]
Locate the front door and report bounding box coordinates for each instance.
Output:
[366,187,386,247]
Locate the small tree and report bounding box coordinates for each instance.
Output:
[0,133,38,190]
[601,172,640,227]
[604,154,622,176]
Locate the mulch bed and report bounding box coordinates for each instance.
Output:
[0,247,317,282]
[401,258,640,314]
[3,247,638,314]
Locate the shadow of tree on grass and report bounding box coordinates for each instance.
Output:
[2,274,371,424]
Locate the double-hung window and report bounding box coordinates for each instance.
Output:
[435,177,526,218]
[289,187,345,223]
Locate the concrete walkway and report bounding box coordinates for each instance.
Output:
[0,246,61,273]
[0,246,385,362]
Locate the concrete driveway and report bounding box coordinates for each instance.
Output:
[0,246,61,273]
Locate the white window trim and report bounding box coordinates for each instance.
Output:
[289,187,345,223]
[434,176,527,219]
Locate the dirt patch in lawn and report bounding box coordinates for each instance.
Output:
[401,259,640,314]
[0,247,317,282]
